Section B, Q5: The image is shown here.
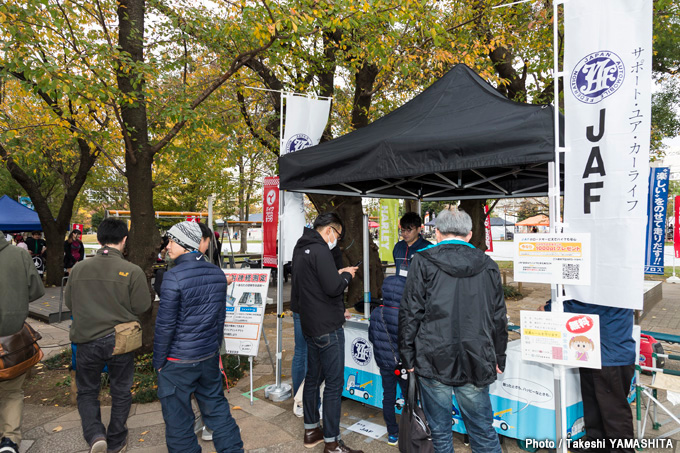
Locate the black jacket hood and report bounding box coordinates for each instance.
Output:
[294,227,328,251]
[419,241,492,278]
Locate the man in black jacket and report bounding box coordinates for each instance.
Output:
[399,209,507,453]
[291,213,361,453]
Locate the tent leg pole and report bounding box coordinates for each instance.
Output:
[363,212,370,317]
[265,188,291,402]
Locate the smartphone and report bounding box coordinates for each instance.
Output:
[353,260,363,267]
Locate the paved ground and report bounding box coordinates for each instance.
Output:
[20,279,680,452]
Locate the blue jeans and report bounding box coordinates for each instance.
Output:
[157,356,243,453]
[418,376,500,453]
[303,327,345,442]
[291,312,307,396]
[380,368,407,436]
[75,334,134,450]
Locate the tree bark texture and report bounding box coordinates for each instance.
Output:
[307,194,384,304]
[458,199,487,251]
[117,0,157,351]
[1,138,97,286]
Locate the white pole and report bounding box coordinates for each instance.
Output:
[249,356,254,406]
[363,212,370,317]
[552,2,568,452]
[265,95,292,402]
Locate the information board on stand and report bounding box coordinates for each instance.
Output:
[222,269,270,357]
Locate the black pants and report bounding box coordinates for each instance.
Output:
[75,334,134,450]
[579,365,635,453]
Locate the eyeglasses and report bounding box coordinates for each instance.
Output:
[331,226,342,237]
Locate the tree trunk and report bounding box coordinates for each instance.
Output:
[1,138,96,286]
[404,199,418,215]
[459,199,487,251]
[117,0,157,351]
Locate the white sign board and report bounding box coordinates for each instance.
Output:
[520,311,601,369]
[222,269,270,357]
[513,233,591,285]
[347,420,388,440]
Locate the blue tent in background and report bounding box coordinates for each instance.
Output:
[0,195,42,232]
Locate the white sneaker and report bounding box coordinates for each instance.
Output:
[201,426,213,441]
[89,438,107,453]
[293,401,304,417]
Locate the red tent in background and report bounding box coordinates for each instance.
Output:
[515,214,551,227]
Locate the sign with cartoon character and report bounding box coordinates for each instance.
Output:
[520,310,601,369]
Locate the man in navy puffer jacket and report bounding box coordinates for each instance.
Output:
[368,275,407,446]
[154,221,243,453]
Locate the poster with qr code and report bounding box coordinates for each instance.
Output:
[521,310,601,369]
[513,233,591,285]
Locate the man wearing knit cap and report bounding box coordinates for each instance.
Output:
[154,221,243,453]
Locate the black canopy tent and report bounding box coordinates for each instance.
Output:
[279,64,562,200]
[268,65,563,403]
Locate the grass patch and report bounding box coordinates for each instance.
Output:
[44,347,72,370]
[503,285,523,300]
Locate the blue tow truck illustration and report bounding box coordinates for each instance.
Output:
[345,372,373,400]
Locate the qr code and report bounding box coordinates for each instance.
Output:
[562,263,580,280]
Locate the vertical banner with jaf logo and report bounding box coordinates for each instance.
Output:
[279,94,332,262]
[280,95,332,156]
[262,177,279,268]
[563,0,652,310]
[378,199,399,262]
[644,168,669,274]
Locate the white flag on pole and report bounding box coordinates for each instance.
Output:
[563,0,652,310]
[280,94,332,262]
[280,94,331,156]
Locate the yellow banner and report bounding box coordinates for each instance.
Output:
[378,200,399,262]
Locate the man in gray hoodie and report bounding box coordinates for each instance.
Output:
[0,231,45,453]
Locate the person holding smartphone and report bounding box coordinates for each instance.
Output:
[291,213,362,453]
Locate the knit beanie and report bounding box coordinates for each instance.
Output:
[166,221,202,251]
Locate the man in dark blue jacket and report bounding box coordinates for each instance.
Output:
[392,212,430,277]
[154,221,243,453]
[368,275,407,446]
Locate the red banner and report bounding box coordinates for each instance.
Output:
[72,223,84,232]
[484,204,493,253]
[675,196,680,259]
[262,177,280,268]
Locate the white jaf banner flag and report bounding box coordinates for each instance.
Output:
[280,94,331,155]
[280,94,332,262]
[563,0,652,310]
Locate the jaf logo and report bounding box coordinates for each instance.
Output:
[570,51,625,104]
[285,133,313,153]
[351,338,373,366]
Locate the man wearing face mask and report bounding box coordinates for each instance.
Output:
[291,213,361,453]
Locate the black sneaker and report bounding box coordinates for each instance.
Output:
[0,437,19,453]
